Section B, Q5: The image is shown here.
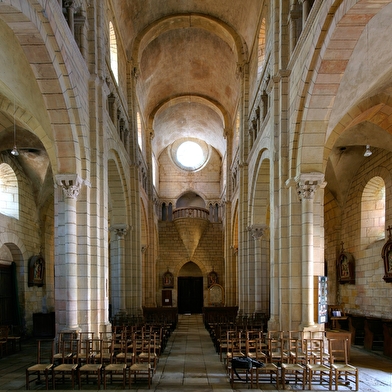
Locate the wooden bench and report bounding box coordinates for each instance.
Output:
[364,317,384,351]
[348,315,365,345]
[202,306,238,326]
[383,320,392,358]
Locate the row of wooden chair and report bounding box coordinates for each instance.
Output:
[222,329,358,390]
[26,325,166,389]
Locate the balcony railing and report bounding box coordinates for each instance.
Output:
[172,207,209,220]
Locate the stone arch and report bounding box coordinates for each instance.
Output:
[291,0,392,175]
[107,157,127,227]
[249,148,270,226]
[132,13,248,67]
[148,94,232,159]
[0,1,87,176]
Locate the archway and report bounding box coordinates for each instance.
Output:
[177,261,203,314]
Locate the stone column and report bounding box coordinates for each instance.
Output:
[109,224,128,317]
[296,172,325,328]
[248,224,269,313]
[56,174,86,331]
[300,0,310,25]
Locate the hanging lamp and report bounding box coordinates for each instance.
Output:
[10,97,19,156]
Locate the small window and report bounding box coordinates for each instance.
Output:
[257,18,266,77]
[0,163,19,219]
[361,176,385,246]
[109,22,118,84]
[137,111,142,149]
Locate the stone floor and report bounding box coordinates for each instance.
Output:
[0,314,391,391]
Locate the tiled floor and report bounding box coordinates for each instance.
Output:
[0,314,391,390]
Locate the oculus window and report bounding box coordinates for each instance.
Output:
[171,139,209,171]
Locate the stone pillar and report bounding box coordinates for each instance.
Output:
[109,224,128,317]
[56,174,86,331]
[248,224,269,313]
[301,0,310,25]
[296,172,325,328]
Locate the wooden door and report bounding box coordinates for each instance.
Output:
[177,277,203,314]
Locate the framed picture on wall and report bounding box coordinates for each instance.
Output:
[381,228,392,282]
[337,247,355,284]
[162,270,174,288]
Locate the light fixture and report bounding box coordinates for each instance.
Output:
[364,144,372,157]
[10,97,19,156]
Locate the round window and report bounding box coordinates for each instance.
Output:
[171,139,209,171]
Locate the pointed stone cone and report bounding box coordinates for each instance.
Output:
[174,217,209,259]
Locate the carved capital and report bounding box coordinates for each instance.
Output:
[295,172,326,201]
[247,224,268,240]
[56,174,90,200]
[110,224,129,238]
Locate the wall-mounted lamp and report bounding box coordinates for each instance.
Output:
[10,97,19,156]
[364,144,372,157]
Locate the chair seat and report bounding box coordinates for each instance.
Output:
[308,363,330,371]
[54,363,78,371]
[261,362,278,370]
[139,352,157,359]
[27,364,53,372]
[80,364,102,371]
[130,363,151,371]
[54,352,73,359]
[282,363,305,370]
[332,363,357,371]
[105,363,127,371]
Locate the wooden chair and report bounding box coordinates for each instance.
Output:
[26,339,54,390]
[138,332,158,373]
[75,331,94,364]
[0,326,8,358]
[129,332,154,389]
[98,332,114,365]
[78,338,103,389]
[281,337,306,389]
[52,339,79,389]
[7,325,22,353]
[328,338,359,391]
[103,338,128,389]
[306,338,332,390]
[54,331,77,363]
[252,337,280,388]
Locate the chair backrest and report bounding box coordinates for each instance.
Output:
[36,339,55,364]
[84,338,103,364]
[328,338,349,364]
[267,337,283,363]
[0,326,9,341]
[304,338,326,364]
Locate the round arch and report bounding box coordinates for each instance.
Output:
[291,0,392,175]
[0,1,87,176]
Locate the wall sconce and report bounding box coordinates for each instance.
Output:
[364,144,372,157]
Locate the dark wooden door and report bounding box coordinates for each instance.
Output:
[0,263,16,325]
[177,277,203,314]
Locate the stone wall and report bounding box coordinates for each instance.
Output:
[157,220,223,307]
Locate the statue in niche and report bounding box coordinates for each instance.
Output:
[337,242,355,284]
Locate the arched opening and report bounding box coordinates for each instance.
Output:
[0,163,19,219]
[109,21,118,84]
[361,176,385,247]
[177,261,203,314]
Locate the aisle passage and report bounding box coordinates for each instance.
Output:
[153,314,233,391]
[0,313,391,390]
